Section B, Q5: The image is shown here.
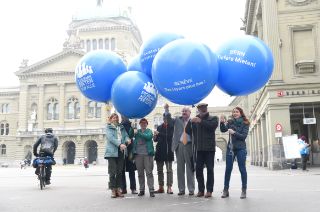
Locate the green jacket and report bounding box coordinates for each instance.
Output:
[104,123,129,158]
[133,128,154,156]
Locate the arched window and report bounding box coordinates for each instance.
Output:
[0,144,6,155]
[86,39,91,52]
[98,39,103,49]
[111,38,116,50]
[0,122,9,135]
[87,101,103,118]
[67,97,80,119]
[92,39,97,50]
[105,38,109,49]
[47,98,59,120]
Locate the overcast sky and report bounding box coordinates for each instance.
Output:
[0,0,246,106]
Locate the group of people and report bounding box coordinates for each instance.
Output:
[104,103,250,199]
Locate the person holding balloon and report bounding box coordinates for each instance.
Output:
[153,113,175,194]
[185,103,219,198]
[220,107,250,199]
[132,118,156,197]
[164,104,195,196]
[104,113,131,198]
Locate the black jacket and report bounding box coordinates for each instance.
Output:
[33,133,58,157]
[220,119,249,150]
[185,113,218,152]
[154,122,174,162]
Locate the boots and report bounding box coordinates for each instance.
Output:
[240,188,246,199]
[221,189,229,198]
[154,185,164,193]
[111,189,117,198]
[116,188,124,197]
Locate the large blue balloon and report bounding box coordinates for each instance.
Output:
[140,32,184,79]
[152,39,219,105]
[127,55,144,73]
[111,71,158,118]
[75,50,126,102]
[216,35,274,96]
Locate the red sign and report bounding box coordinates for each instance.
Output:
[277,90,285,97]
[275,123,282,132]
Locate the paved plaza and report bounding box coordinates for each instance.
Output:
[0,162,319,212]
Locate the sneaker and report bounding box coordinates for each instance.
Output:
[189,191,194,196]
[45,180,51,185]
[131,189,138,194]
[221,190,229,198]
[196,192,204,197]
[150,192,155,197]
[138,191,145,196]
[240,189,246,199]
[177,191,185,196]
[204,192,212,198]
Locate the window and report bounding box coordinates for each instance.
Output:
[111,38,116,50]
[0,122,9,135]
[92,39,97,50]
[1,104,9,113]
[86,39,91,52]
[105,38,109,49]
[153,114,163,129]
[98,39,103,49]
[87,101,102,118]
[67,97,80,119]
[47,98,59,120]
[0,144,6,155]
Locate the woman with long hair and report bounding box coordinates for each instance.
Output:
[104,113,131,198]
[220,107,250,199]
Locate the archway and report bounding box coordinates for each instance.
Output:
[85,140,98,163]
[216,138,228,161]
[63,141,76,164]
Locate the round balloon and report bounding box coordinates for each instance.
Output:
[75,50,127,102]
[152,39,219,105]
[140,32,184,79]
[127,55,144,73]
[216,35,274,96]
[111,71,158,118]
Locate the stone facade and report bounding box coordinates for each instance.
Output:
[235,0,320,169]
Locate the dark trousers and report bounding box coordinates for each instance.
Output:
[35,165,52,181]
[196,151,215,193]
[224,148,247,190]
[121,158,136,191]
[108,152,125,189]
[301,154,309,170]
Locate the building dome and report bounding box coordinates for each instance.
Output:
[72,0,132,21]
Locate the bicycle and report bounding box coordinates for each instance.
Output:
[34,156,54,190]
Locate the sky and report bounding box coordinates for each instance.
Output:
[0,0,247,106]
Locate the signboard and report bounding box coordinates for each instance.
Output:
[303,118,316,125]
[275,132,282,138]
[282,134,301,159]
[275,123,282,132]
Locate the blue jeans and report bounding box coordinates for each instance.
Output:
[224,148,247,190]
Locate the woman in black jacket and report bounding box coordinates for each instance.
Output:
[154,114,174,194]
[220,107,250,199]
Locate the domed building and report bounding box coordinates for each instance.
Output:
[0,0,232,166]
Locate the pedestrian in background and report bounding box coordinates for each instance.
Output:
[220,107,250,199]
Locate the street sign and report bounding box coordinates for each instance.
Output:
[275,123,282,132]
[303,118,316,125]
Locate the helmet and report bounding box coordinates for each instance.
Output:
[44,128,53,133]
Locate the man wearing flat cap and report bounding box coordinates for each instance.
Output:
[185,102,218,198]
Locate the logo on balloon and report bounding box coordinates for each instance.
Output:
[75,62,95,91]
[138,82,157,107]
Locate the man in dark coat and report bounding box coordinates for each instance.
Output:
[186,103,218,198]
[120,115,138,194]
[154,114,174,194]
